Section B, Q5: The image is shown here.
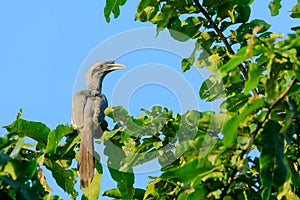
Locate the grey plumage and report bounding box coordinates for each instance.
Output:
[72,61,126,188]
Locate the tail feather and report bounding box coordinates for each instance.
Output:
[78,129,95,188]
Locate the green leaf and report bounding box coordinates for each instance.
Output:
[134,188,146,199]
[169,17,203,41]
[104,106,130,122]
[161,158,212,185]
[0,150,10,165]
[108,167,135,199]
[244,64,264,93]
[104,139,135,199]
[103,188,122,198]
[4,119,50,147]
[45,124,73,154]
[16,108,23,119]
[182,58,192,72]
[235,5,251,23]
[136,0,159,22]
[4,160,24,180]
[81,166,102,200]
[220,93,251,112]
[286,83,300,97]
[57,134,80,157]
[0,175,40,200]
[98,128,122,143]
[143,177,161,199]
[104,0,127,22]
[103,188,145,199]
[157,4,178,35]
[249,19,271,33]
[268,0,282,16]
[44,158,78,198]
[222,97,265,147]
[291,3,300,18]
[219,46,249,76]
[260,120,287,200]
[184,185,207,199]
[199,75,224,101]
[184,110,201,126]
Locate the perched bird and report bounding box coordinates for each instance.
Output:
[72,61,126,188]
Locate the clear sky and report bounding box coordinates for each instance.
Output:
[0,0,298,199]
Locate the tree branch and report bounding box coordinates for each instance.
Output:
[192,0,258,96]
[220,79,297,198]
[220,139,251,199]
[254,79,297,139]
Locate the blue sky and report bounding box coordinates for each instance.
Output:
[0,0,298,199]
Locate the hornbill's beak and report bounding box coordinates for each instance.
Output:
[105,61,126,71]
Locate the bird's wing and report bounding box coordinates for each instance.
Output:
[72,90,108,130]
[92,92,108,124]
[72,90,89,129]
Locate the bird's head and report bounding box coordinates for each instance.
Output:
[85,61,126,91]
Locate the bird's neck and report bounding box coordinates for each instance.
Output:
[87,77,103,92]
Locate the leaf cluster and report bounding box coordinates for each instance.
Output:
[103,0,300,199]
[0,110,79,199]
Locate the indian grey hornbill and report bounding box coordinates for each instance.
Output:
[72,61,126,188]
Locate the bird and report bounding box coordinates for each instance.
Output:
[72,61,126,188]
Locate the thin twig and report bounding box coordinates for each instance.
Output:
[192,0,258,96]
[220,139,251,199]
[254,79,297,139]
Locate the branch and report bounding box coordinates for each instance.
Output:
[220,139,251,199]
[192,0,258,96]
[220,79,297,198]
[255,79,297,137]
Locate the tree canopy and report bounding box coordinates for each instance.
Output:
[1,0,300,199]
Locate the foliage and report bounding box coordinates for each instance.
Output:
[1,0,300,199]
[104,0,300,199]
[0,109,79,199]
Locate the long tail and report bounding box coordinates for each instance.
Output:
[78,129,95,188]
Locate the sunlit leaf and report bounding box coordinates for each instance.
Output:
[104,106,130,122]
[291,3,300,18]
[4,119,50,147]
[221,93,251,112]
[45,124,73,154]
[182,58,192,72]
[268,0,282,16]
[219,46,249,75]
[104,0,127,22]
[81,168,102,200]
[3,160,22,180]
[98,128,122,143]
[222,97,265,147]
